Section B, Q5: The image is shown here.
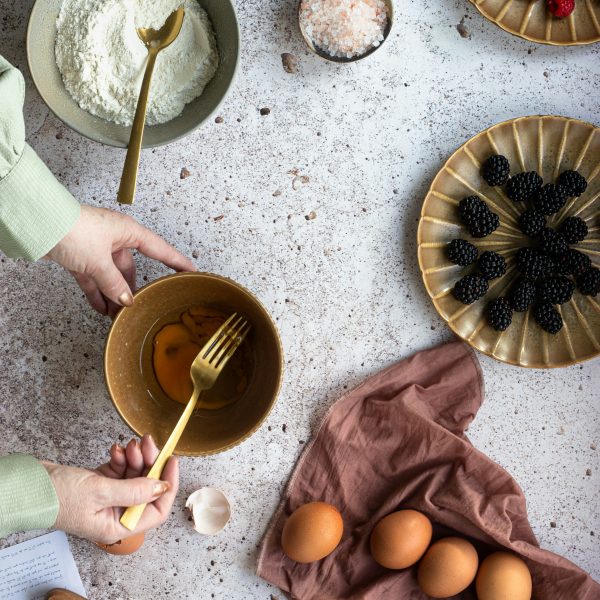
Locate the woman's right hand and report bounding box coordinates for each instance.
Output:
[43,435,178,544]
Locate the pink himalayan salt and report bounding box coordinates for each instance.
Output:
[300,0,388,59]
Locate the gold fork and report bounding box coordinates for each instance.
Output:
[120,313,250,531]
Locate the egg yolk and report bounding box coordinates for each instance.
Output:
[152,307,248,408]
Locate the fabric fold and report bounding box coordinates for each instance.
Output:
[257,341,599,600]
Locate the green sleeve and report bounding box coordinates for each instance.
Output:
[0,55,80,261]
[0,454,59,537]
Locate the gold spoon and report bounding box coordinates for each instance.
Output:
[117,8,185,205]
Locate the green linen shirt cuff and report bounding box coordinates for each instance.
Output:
[0,143,80,261]
[0,454,59,537]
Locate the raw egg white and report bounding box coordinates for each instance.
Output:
[281,502,344,563]
[417,537,479,598]
[370,509,433,569]
[476,552,532,600]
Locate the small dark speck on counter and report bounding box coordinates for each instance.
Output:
[260,107,271,116]
[180,167,191,179]
[42,356,47,362]
[586,468,592,476]
[55,131,64,139]
[215,116,224,123]
[282,424,287,433]
[550,521,557,528]
[456,16,470,38]
[192,250,199,259]
[591,443,597,450]
[281,53,298,74]
[543,71,549,78]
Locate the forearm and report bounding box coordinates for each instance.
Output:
[0,454,59,537]
[0,54,80,261]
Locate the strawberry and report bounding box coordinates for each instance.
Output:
[546,0,575,18]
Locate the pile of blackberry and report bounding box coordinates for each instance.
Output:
[447,155,597,335]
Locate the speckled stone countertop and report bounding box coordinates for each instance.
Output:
[0,0,599,598]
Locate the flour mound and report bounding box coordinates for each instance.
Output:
[55,0,219,127]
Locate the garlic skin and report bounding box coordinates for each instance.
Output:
[186,488,231,535]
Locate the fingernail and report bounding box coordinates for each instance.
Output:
[153,482,169,496]
[118,292,134,307]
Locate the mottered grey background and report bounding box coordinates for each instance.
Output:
[0,0,599,598]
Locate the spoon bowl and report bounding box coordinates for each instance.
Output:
[137,7,185,49]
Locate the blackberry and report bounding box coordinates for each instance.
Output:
[517,247,555,279]
[577,268,600,296]
[459,195,487,218]
[537,276,574,304]
[559,216,588,244]
[534,302,563,334]
[447,239,478,266]
[533,184,567,216]
[453,274,489,304]
[556,249,592,276]
[482,155,510,186]
[518,209,546,237]
[539,228,568,256]
[467,211,500,238]
[458,196,500,238]
[478,251,506,280]
[557,170,587,197]
[509,278,536,311]
[487,297,513,331]
[506,171,543,202]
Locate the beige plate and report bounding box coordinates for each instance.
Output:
[470,0,600,45]
[418,116,600,368]
[27,0,239,148]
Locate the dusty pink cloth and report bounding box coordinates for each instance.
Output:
[257,341,600,599]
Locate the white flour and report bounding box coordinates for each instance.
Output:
[55,0,219,126]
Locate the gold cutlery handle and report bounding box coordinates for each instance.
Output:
[120,389,201,531]
[117,49,158,205]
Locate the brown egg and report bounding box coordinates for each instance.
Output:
[281,502,344,563]
[96,532,145,555]
[476,552,532,600]
[417,537,479,598]
[370,509,433,569]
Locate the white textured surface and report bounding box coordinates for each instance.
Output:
[0,0,599,598]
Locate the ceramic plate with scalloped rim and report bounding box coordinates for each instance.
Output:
[469,0,600,46]
[418,116,600,368]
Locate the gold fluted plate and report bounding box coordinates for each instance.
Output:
[470,0,600,45]
[418,116,600,368]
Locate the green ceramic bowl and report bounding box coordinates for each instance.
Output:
[27,0,239,148]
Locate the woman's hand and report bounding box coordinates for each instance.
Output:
[45,206,195,316]
[44,435,178,544]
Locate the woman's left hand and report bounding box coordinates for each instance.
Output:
[46,205,195,316]
[44,435,178,544]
